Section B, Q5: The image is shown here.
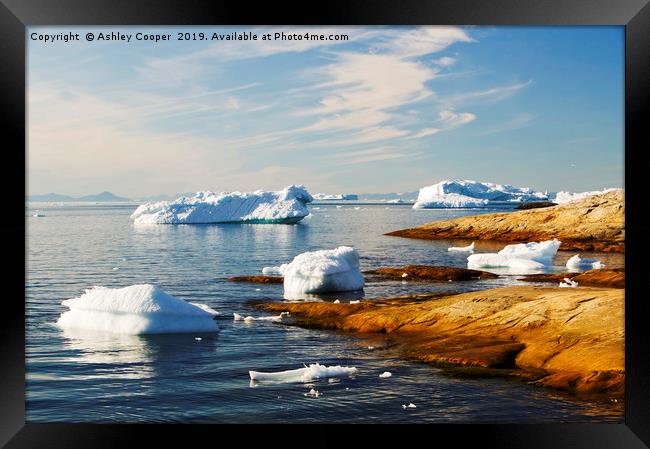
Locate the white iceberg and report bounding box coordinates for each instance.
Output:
[233,312,289,323]
[448,242,475,253]
[249,363,358,383]
[263,246,365,297]
[304,388,321,397]
[467,239,561,273]
[559,277,579,288]
[130,185,313,225]
[566,254,604,271]
[551,188,619,204]
[413,179,548,209]
[379,371,392,378]
[56,284,219,335]
[402,403,417,409]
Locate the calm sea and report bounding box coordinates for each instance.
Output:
[25,202,624,423]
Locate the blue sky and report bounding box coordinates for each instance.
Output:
[28,26,624,197]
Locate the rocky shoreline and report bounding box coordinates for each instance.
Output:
[257,285,624,398]
[385,190,624,252]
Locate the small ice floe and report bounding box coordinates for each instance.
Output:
[249,363,358,383]
[379,371,392,378]
[328,378,339,384]
[367,346,375,350]
[112,267,120,271]
[255,288,261,291]
[402,403,417,409]
[195,337,202,341]
[304,388,321,397]
[233,312,289,323]
[55,284,219,335]
[32,213,45,218]
[559,278,579,288]
[336,205,343,209]
[401,273,409,278]
[448,242,475,253]
[467,239,560,274]
[333,299,340,304]
[312,207,321,210]
[354,207,361,210]
[349,300,360,304]
[566,254,604,271]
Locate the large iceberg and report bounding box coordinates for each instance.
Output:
[56,284,219,335]
[467,239,561,273]
[131,185,313,225]
[263,246,364,297]
[551,188,619,205]
[413,179,548,209]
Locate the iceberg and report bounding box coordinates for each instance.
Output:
[130,185,313,225]
[263,246,365,297]
[379,371,392,378]
[467,239,560,273]
[249,363,358,383]
[448,242,475,253]
[413,179,548,209]
[566,254,604,271]
[56,284,219,335]
[551,188,619,205]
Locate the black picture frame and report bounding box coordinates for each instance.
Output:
[3,0,648,447]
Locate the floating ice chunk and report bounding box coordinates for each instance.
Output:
[467,254,546,270]
[566,254,604,270]
[379,371,392,378]
[401,273,409,278]
[262,266,284,275]
[55,284,219,335]
[195,337,202,341]
[333,300,340,304]
[336,205,343,209]
[387,199,404,204]
[496,239,561,264]
[559,278,579,288]
[268,246,364,297]
[233,311,289,322]
[467,240,560,274]
[130,185,313,225]
[112,267,120,271]
[349,300,360,304]
[32,213,45,217]
[304,388,321,397]
[414,179,548,209]
[249,363,358,383]
[402,403,417,409]
[552,188,619,204]
[448,242,475,253]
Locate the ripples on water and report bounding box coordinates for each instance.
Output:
[26,203,624,423]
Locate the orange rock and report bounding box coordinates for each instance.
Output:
[386,190,624,253]
[365,265,497,281]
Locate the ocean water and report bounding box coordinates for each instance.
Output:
[25,203,624,423]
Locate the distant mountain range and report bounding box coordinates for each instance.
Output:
[28,191,131,202]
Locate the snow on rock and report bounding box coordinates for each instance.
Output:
[55,284,219,335]
[467,239,560,274]
[559,278,579,288]
[233,312,289,322]
[263,246,364,297]
[413,179,548,209]
[448,242,475,253]
[130,185,313,225]
[552,188,619,205]
[566,254,604,271]
[249,363,358,383]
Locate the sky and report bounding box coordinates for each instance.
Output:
[28,26,624,198]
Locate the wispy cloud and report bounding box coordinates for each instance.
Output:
[476,113,535,136]
[444,81,532,107]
